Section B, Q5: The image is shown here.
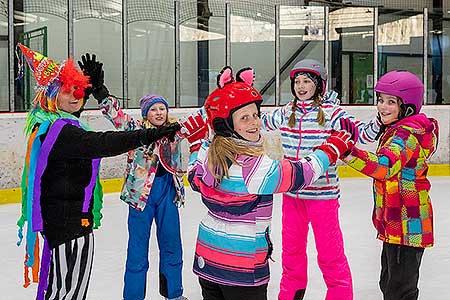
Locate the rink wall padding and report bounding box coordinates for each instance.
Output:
[1,106,449,203]
[1,165,449,205]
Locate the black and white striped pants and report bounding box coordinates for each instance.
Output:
[45,233,95,300]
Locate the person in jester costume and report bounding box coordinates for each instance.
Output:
[15,43,180,300]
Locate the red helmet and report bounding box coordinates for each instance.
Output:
[205,67,262,134]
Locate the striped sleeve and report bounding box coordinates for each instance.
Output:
[330,106,380,144]
[242,150,330,195]
[344,129,419,180]
[187,140,210,192]
[260,104,289,131]
[98,96,139,131]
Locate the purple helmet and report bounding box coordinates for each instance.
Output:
[290,59,327,96]
[375,70,424,114]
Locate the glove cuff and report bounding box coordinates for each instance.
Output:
[92,85,110,103]
[189,140,202,153]
[314,144,338,165]
[139,128,153,146]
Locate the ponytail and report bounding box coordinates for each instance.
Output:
[288,95,325,128]
[288,98,298,128]
[314,95,326,126]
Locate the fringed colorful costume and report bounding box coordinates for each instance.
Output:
[15,44,177,300]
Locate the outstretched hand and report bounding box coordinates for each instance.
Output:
[140,123,182,145]
[315,130,355,164]
[339,118,359,144]
[178,112,208,152]
[78,53,108,102]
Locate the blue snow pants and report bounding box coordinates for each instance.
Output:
[123,172,183,300]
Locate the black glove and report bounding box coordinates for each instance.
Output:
[78,53,109,103]
[140,123,181,145]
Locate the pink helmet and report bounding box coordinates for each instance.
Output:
[375,70,424,114]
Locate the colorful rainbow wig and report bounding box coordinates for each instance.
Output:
[31,58,90,113]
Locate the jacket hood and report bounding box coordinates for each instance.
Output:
[392,113,439,159]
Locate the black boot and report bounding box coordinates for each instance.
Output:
[294,289,306,300]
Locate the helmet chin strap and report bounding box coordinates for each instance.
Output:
[399,104,416,119]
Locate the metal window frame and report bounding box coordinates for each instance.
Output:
[5,1,435,111]
[324,6,329,83]
[275,4,280,106]
[423,7,428,104]
[225,1,231,67]
[174,0,180,107]
[8,0,14,111]
[122,0,128,108]
[68,0,73,56]
[373,6,378,100]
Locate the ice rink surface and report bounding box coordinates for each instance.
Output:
[2,177,449,300]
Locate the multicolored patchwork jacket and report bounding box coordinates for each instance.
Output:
[99,96,185,210]
[187,140,331,286]
[344,113,439,248]
[261,91,380,201]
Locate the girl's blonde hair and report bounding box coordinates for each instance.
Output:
[141,116,177,129]
[207,135,265,182]
[287,95,326,128]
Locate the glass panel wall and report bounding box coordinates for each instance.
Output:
[230,1,275,105]
[377,10,424,80]
[329,7,374,104]
[428,10,450,104]
[74,1,122,109]
[0,0,8,111]
[279,6,324,105]
[1,1,449,112]
[14,0,68,111]
[179,0,225,107]
[128,0,175,107]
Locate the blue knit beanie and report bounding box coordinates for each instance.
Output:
[139,94,169,118]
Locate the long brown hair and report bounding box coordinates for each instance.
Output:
[207,135,265,181]
[288,95,326,128]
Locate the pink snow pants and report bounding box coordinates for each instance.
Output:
[278,194,353,300]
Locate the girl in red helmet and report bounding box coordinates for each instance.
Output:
[341,70,438,300]
[178,66,356,300]
[260,59,381,300]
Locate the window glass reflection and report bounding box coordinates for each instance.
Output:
[428,15,450,104]
[230,1,275,105]
[378,11,423,80]
[129,22,175,107]
[14,0,67,111]
[180,0,225,107]
[0,1,8,111]
[128,0,175,108]
[279,6,324,105]
[329,7,374,104]
[74,1,122,109]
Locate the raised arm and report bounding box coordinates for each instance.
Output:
[330,106,380,144]
[78,53,139,131]
[51,120,180,160]
[343,128,418,180]
[260,104,289,131]
[98,95,140,131]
